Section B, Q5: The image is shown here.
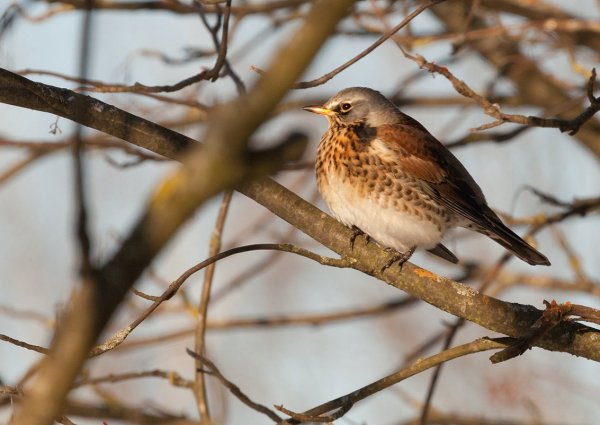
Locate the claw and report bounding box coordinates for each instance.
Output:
[380,246,416,273]
[349,226,369,250]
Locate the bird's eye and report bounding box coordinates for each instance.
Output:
[339,102,352,113]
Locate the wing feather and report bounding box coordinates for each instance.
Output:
[370,120,549,266]
[375,123,492,227]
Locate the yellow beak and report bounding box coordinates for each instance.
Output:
[303,105,334,116]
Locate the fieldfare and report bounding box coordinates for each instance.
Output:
[304,87,550,267]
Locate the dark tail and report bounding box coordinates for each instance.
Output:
[479,217,550,266]
[427,243,459,264]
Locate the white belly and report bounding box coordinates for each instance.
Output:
[320,173,444,252]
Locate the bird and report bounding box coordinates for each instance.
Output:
[304,87,550,267]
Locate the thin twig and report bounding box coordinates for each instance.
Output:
[0,334,50,354]
[0,150,53,185]
[109,296,416,353]
[73,0,94,279]
[211,176,317,302]
[0,304,52,327]
[499,193,600,228]
[252,0,445,89]
[90,243,354,356]
[401,47,600,135]
[188,351,282,422]
[194,190,233,421]
[196,0,245,94]
[14,0,313,18]
[73,369,194,389]
[279,338,511,424]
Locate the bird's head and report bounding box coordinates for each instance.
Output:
[303,87,399,128]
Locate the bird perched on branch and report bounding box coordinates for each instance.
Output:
[304,87,550,268]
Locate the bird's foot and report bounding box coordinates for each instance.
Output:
[380,246,416,273]
[349,225,370,250]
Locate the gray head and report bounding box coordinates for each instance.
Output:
[304,87,400,127]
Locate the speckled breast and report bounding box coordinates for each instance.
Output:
[315,124,454,251]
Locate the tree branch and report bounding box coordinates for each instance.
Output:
[277,338,511,423]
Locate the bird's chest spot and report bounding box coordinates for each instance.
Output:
[317,127,403,201]
[317,127,375,185]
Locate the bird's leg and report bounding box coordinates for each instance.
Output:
[349,225,369,250]
[380,246,416,273]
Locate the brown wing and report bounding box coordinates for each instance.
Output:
[373,121,550,266]
[375,123,492,226]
